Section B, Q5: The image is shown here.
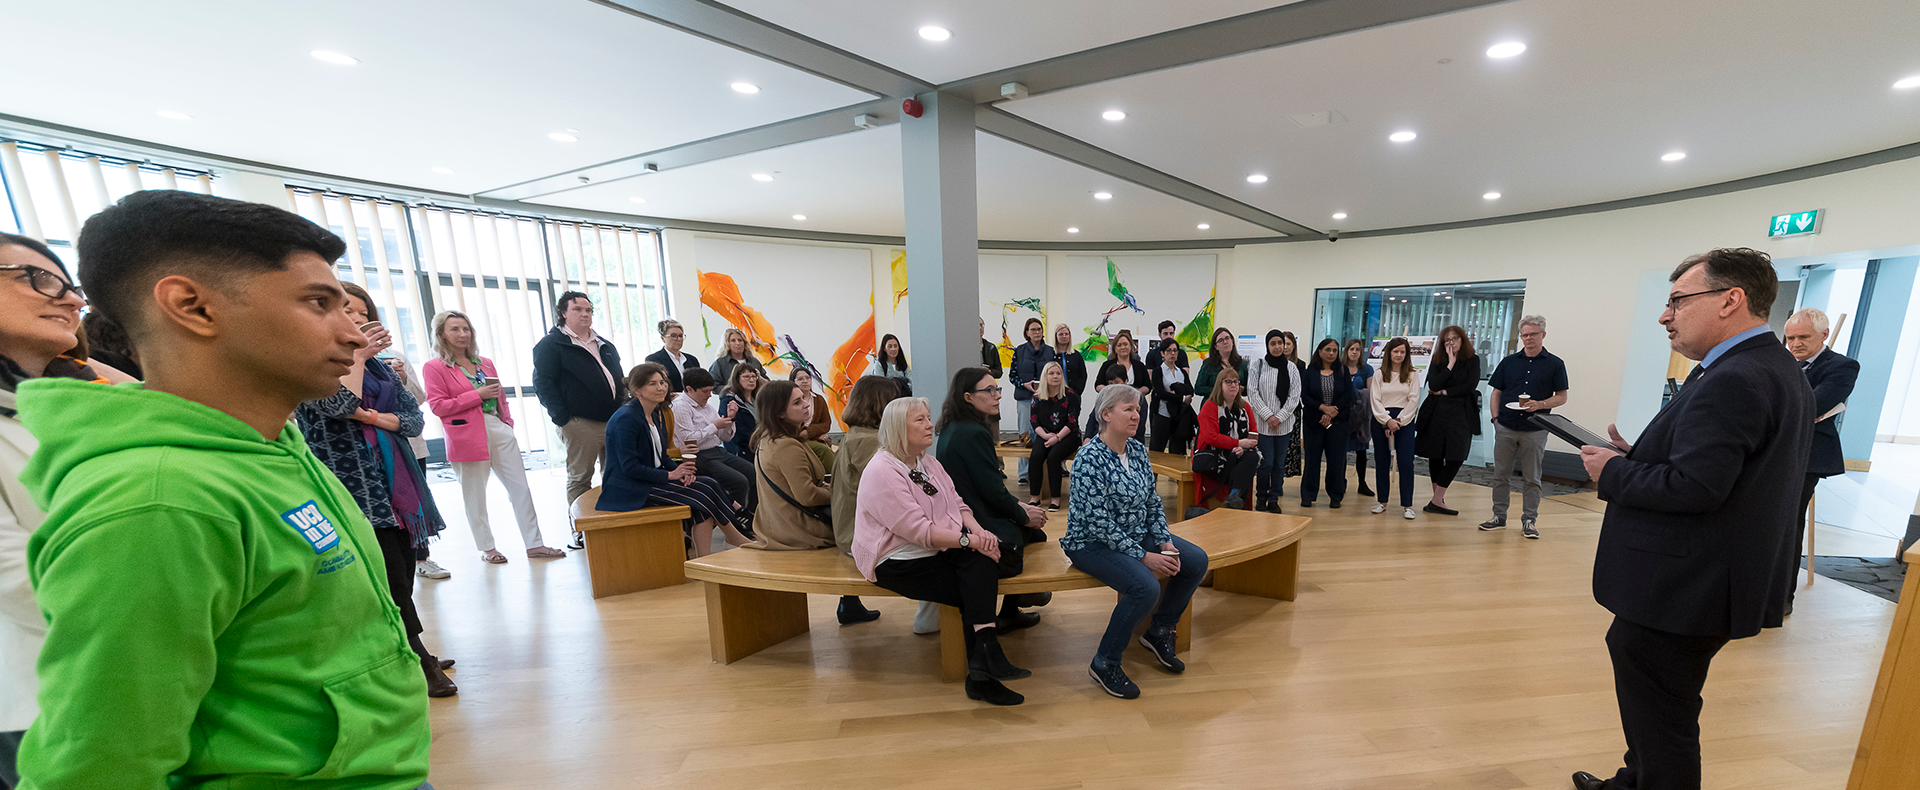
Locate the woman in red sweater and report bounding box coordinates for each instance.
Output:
[1194,368,1260,510]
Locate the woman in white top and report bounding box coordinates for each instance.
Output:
[1247,330,1303,513]
[1368,337,1423,518]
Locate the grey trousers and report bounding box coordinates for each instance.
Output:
[558,417,608,508]
[1490,424,1550,521]
[1016,398,1032,480]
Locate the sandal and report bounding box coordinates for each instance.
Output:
[526,546,567,559]
[480,549,508,564]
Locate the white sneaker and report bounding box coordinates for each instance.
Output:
[414,559,451,580]
[1370,503,1386,514]
[1404,508,1418,520]
[912,601,940,635]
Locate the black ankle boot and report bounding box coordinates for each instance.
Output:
[965,647,1026,706]
[420,654,458,698]
[836,596,881,625]
[973,628,1031,680]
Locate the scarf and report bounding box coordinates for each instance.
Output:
[0,354,104,418]
[357,360,435,546]
[1262,330,1291,406]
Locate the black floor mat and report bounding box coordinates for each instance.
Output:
[1806,556,1904,603]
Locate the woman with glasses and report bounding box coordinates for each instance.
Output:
[1063,383,1209,699]
[854,396,1029,706]
[644,320,700,393]
[935,367,1051,631]
[718,362,762,461]
[1194,368,1260,511]
[1192,327,1247,401]
[1415,326,1481,516]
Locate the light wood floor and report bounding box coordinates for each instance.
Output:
[415,465,1895,789]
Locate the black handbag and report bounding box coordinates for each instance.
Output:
[756,456,832,526]
[1190,447,1224,475]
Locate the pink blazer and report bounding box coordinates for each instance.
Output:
[422,357,513,463]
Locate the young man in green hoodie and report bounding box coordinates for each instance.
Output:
[15,190,432,788]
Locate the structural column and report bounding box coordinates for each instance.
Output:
[901,91,979,408]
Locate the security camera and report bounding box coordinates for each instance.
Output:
[1327,231,1340,243]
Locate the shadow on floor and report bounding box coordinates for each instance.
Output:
[1807,556,1904,603]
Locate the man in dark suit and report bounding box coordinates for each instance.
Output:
[1781,307,1859,613]
[1572,248,1814,790]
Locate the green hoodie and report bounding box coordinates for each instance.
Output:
[14,379,429,789]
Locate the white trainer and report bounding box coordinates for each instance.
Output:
[1404,508,1417,520]
[414,559,451,580]
[1370,503,1386,514]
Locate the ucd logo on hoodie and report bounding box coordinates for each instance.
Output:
[281,500,341,553]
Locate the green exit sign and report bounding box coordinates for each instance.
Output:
[1769,209,1823,238]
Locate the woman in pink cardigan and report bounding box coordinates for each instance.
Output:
[422,311,567,563]
[853,397,1028,707]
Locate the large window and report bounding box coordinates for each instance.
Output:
[0,139,214,259]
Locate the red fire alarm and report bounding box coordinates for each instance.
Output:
[901,98,924,118]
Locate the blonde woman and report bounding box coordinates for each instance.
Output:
[1027,361,1080,511]
[707,326,764,389]
[423,311,566,563]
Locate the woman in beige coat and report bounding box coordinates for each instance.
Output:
[750,379,879,624]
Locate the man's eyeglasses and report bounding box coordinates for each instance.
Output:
[1,265,84,301]
[907,468,939,496]
[1665,288,1729,311]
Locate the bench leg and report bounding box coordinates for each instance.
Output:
[1172,480,1196,523]
[703,583,810,664]
[1210,540,1301,601]
[583,521,685,599]
[939,605,966,683]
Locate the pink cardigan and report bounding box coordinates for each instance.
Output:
[852,450,972,581]
[422,357,513,463]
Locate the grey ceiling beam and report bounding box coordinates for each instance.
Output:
[940,0,1517,103]
[587,0,932,97]
[976,107,1316,236]
[475,97,897,201]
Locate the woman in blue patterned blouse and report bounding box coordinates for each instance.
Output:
[1062,383,1209,699]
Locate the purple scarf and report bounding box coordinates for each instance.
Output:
[358,361,430,544]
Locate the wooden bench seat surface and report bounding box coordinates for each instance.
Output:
[568,488,691,532]
[1149,451,1194,482]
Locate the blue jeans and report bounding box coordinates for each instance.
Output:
[1371,407,1417,507]
[1256,433,1288,502]
[1066,535,1209,666]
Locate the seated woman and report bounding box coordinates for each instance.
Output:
[875,333,912,396]
[1063,385,1209,700]
[854,397,1029,707]
[1027,361,1080,511]
[935,367,1051,631]
[718,362,762,460]
[746,378,877,620]
[791,367,836,470]
[601,362,746,557]
[830,376,898,625]
[1194,368,1260,511]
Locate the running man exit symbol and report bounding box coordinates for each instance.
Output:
[1768,209,1822,238]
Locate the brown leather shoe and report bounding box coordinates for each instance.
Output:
[422,656,458,697]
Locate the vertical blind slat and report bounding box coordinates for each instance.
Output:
[0,142,45,241]
[40,149,81,242]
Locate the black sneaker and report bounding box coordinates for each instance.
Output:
[1521,519,1539,539]
[566,531,586,550]
[1088,661,1141,699]
[1478,517,1506,531]
[1138,628,1185,673]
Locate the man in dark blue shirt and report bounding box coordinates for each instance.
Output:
[1481,316,1569,538]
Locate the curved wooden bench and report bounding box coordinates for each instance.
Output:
[1149,451,1198,522]
[569,487,691,599]
[684,508,1309,681]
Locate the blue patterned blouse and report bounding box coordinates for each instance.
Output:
[1061,435,1173,558]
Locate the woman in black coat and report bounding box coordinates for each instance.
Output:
[1414,326,1481,516]
[1299,338,1355,508]
[1092,330,1152,440]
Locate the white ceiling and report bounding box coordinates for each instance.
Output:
[532,127,1279,241]
[3,0,1917,242]
[722,0,1299,85]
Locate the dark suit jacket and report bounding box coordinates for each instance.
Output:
[644,349,701,393]
[1594,333,1814,638]
[1299,363,1355,422]
[1802,348,1860,478]
[935,419,1040,576]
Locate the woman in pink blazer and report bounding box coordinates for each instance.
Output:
[423,311,566,563]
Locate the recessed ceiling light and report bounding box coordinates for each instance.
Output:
[1102,110,1127,121]
[310,50,359,66]
[1067,227,1080,234]
[1894,75,1920,89]
[1486,42,1526,59]
[919,26,951,41]
[629,197,647,204]
[1094,192,1112,200]
[1197,223,1210,230]
[548,131,578,143]
[1332,212,1348,220]
[1483,192,1501,200]
[1389,131,1417,143]
[731,82,760,94]
[792,214,807,221]
[156,110,192,121]
[431,166,454,175]
[751,173,774,182]
[1246,174,1268,184]
[1661,151,1687,162]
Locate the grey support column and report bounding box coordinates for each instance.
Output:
[901,91,979,409]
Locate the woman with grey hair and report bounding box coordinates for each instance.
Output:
[1063,384,1209,699]
[852,397,1030,706]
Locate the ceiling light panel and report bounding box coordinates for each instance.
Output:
[1102,110,1127,121]
[918,26,951,41]
[1485,42,1526,58]
[310,50,359,65]
[730,82,760,94]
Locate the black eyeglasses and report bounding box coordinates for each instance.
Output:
[907,468,939,496]
[1,265,84,301]
[1665,288,1730,311]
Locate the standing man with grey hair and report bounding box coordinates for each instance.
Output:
[1481,315,1568,539]
[1780,306,1858,615]
[1570,248,1812,790]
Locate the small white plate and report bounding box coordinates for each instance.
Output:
[1504,402,1530,410]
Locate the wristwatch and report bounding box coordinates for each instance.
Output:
[958,525,971,549]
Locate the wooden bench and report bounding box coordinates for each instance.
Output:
[1149,451,1198,522]
[682,508,1309,681]
[569,487,692,599]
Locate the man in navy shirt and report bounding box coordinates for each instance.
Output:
[1481,315,1569,538]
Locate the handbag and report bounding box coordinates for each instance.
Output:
[1191,447,1224,475]
[755,455,832,526]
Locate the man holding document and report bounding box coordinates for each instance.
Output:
[1569,248,1813,790]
